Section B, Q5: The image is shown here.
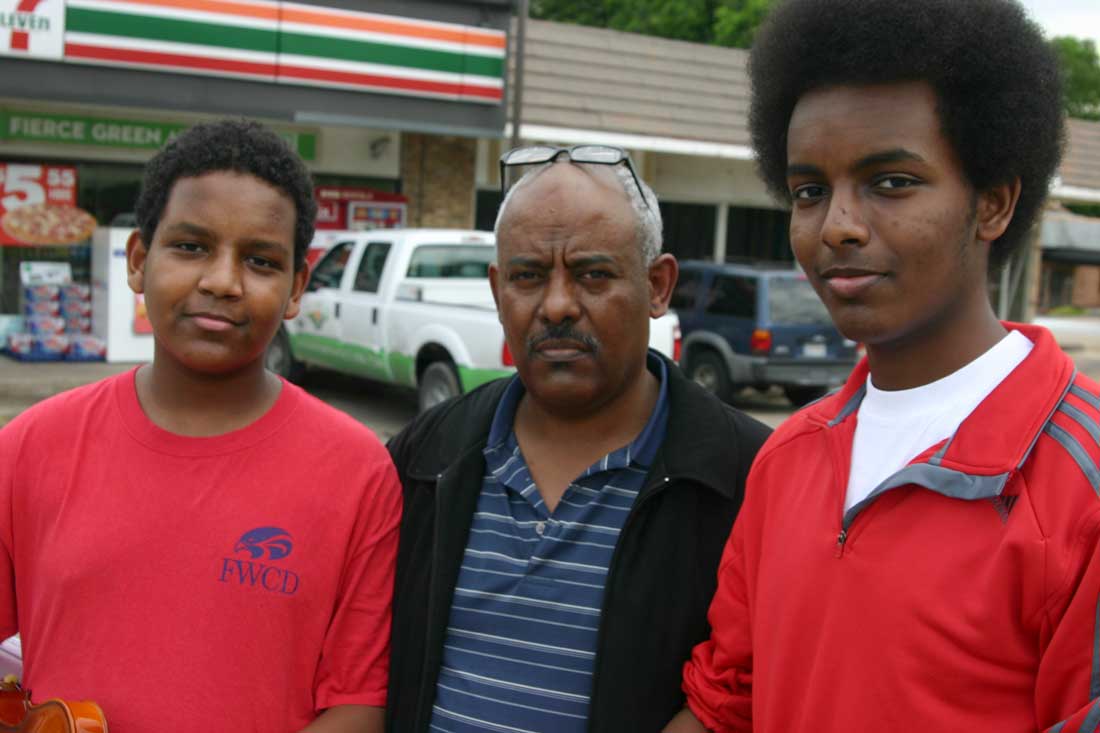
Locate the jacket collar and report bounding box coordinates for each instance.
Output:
[407,353,739,498]
[810,323,1075,518]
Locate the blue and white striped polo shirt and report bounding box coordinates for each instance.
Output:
[428,355,669,733]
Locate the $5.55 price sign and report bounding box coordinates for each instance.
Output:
[0,163,77,245]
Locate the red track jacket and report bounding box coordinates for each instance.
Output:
[683,323,1100,732]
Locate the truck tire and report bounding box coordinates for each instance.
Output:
[418,361,462,412]
[783,385,827,407]
[265,327,305,383]
[687,349,731,402]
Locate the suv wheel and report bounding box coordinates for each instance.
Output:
[783,385,827,407]
[418,361,462,412]
[688,350,731,402]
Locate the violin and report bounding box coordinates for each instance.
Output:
[0,678,106,733]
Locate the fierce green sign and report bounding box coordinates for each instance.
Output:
[0,111,317,160]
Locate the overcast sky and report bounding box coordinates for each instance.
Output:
[1017,0,1100,47]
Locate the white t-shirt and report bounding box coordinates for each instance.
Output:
[845,330,1034,513]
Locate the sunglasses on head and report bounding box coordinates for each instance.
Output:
[498,144,651,211]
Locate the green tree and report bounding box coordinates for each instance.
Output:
[529,0,772,48]
[712,0,771,48]
[604,0,713,42]
[1051,36,1100,121]
[529,0,609,28]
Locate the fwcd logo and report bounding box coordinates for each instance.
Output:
[218,527,300,596]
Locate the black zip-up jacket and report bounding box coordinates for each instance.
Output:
[385,355,771,733]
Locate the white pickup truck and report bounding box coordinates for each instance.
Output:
[266,229,681,411]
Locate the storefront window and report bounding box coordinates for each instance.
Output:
[475,189,503,231]
[77,162,145,227]
[726,206,792,263]
[660,201,717,261]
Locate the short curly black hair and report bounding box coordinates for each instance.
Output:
[749,0,1065,268]
[135,119,316,270]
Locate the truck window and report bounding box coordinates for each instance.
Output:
[406,245,494,278]
[307,241,354,292]
[707,275,757,318]
[353,242,393,293]
[670,270,702,311]
[767,277,833,326]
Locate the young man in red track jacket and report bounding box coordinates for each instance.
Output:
[664,1,1100,731]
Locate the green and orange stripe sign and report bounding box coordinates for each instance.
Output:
[63,0,506,104]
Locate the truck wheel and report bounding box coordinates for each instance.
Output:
[783,385,827,407]
[687,350,731,402]
[418,361,461,412]
[265,327,305,383]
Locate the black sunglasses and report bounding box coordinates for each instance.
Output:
[498,144,652,211]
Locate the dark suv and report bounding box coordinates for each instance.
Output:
[672,261,858,406]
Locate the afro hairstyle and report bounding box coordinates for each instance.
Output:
[134,119,317,271]
[748,0,1065,268]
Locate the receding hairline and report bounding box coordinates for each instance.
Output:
[497,161,635,230]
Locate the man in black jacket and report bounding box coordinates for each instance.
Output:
[386,147,770,733]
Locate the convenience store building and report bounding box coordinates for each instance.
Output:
[0,0,511,322]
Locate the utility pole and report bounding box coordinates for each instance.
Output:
[509,0,529,151]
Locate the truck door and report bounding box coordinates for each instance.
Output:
[336,240,393,381]
[290,239,356,370]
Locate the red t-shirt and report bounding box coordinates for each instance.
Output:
[0,370,401,732]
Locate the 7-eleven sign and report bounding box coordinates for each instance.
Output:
[0,0,64,60]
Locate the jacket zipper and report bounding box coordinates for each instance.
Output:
[834,528,848,558]
[586,473,673,733]
[416,470,448,733]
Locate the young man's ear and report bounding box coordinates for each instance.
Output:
[283,260,311,320]
[976,177,1022,244]
[125,229,148,294]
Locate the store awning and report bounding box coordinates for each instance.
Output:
[1042,210,1100,254]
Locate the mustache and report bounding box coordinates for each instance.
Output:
[527,322,600,354]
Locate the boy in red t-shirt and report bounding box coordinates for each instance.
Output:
[0,120,400,732]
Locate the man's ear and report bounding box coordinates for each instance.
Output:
[976,177,1022,244]
[488,261,503,324]
[647,253,678,318]
[283,260,311,320]
[126,229,148,294]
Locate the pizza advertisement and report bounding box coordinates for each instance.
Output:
[0,163,96,246]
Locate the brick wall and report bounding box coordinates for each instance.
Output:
[400,133,476,228]
[1072,265,1100,308]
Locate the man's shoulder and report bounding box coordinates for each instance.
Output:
[663,361,773,456]
[654,365,772,498]
[387,377,510,468]
[714,398,773,444]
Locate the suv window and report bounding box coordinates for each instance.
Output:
[767,277,833,326]
[707,275,757,318]
[353,242,392,293]
[670,270,703,311]
[406,245,494,278]
[307,240,354,292]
